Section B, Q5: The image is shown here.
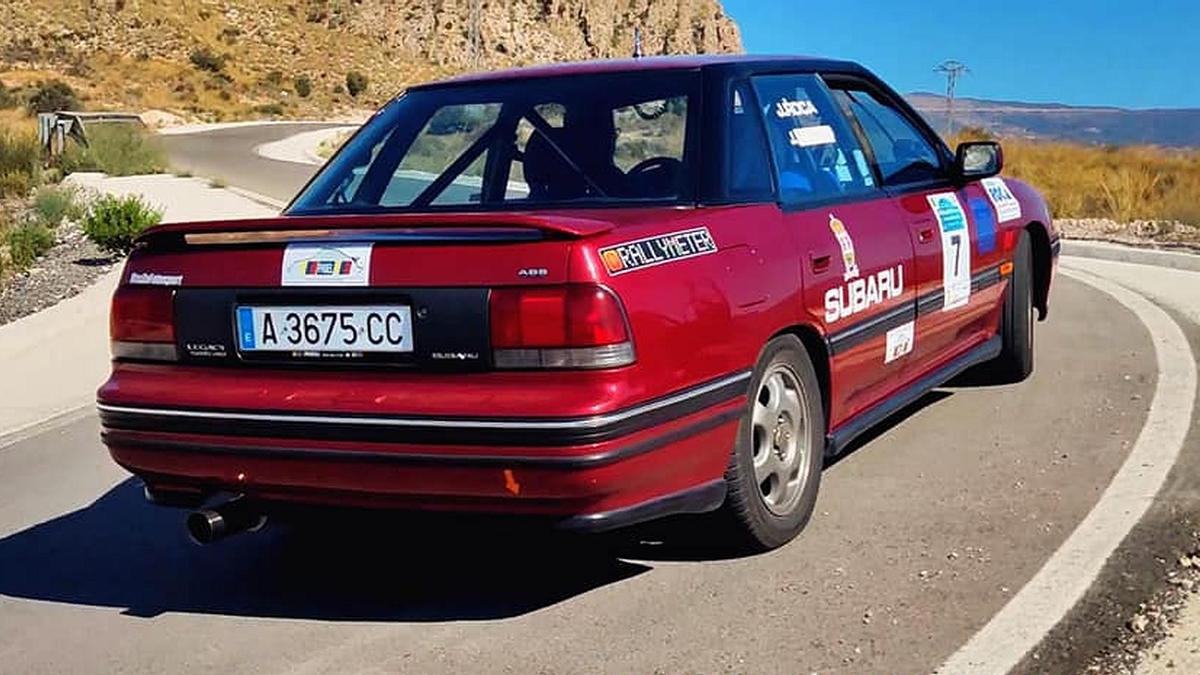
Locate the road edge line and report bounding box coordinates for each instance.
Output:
[937,268,1197,675]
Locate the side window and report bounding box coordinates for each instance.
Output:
[751,74,876,205]
[726,81,773,199]
[832,88,944,186]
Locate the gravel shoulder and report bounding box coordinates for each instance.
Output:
[0,218,118,327]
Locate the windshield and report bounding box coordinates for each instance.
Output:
[289,71,701,215]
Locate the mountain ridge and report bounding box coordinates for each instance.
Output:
[908,92,1200,147]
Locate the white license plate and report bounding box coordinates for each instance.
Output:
[236,305,413,353]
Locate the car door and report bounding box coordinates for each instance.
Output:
[827,80,999,373]
[750,73,917,428]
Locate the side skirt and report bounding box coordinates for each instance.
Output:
[825,335,1002,456]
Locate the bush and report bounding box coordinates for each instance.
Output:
[345,71,368,98]
[264,69,283,86]
[82,194,162,255]
[7,222,55,269]
[32,184,85,227]
[61,124,166,176]
[25,80,81,114]
[189,47,226,73]
[0,125,40,197]
[0,81,16,110]
[252,102,285,116]
[294,75,312,98]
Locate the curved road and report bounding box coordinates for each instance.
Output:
[0,125,1195,674]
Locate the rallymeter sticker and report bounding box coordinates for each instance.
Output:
[599,227,718,276]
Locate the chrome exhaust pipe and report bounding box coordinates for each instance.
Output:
[186,496,266,545]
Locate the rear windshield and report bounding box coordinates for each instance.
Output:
[289,71,701,215]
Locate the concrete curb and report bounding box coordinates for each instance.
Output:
[1062,240,1200,272]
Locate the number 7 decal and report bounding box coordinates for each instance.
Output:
[926,192,972,311]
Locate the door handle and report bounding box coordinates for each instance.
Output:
[917,227,935,244]
[810,253,832,274]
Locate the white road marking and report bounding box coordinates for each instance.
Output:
[938,267,1197,674]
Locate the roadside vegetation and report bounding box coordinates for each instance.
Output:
[957,127,1200,226]
[60,124,167,176]
[81,193,162,255]
[0,96,165,284]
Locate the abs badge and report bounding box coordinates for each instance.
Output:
[828,213,859,280]
[599,227,717,276]
[981,177,1022,223]
[281,242,372,286]
[927,192,971,311]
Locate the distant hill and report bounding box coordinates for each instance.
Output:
[0,0,741,119]
[908,93,1200,148]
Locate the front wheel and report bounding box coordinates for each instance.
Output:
[718,335,825,551]
[984,230,1035,383]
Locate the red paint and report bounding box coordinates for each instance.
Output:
[99,58,1055,524]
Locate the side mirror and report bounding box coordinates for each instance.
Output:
[954,141,1004,181]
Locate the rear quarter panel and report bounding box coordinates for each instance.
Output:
[574,205,799,397]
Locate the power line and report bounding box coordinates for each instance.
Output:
[934,60,969,139]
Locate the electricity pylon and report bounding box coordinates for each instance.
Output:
[934,60,969,139]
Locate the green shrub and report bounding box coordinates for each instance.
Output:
[7,221,56,268]
[25,80,81,114]
[0,81,16,110]
[264,69,283,86]
[345,71,368,98]
[294,75,312,98]
[82,193,162,255]
[252,102,285,116]
[32,184,85,227]
[189,47,226,73]
[0,125,40,196]
[61,124,166,176]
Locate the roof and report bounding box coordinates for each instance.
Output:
[418,54,866,88]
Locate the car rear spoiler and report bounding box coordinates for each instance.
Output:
[136,212,615,247]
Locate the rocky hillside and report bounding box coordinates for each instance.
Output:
[0,0,742,120]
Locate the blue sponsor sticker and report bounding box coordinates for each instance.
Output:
[237,307,256,350]
[969,197,997,254]
[930,194,966,232]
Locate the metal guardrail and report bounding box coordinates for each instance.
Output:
[36,111,145,158]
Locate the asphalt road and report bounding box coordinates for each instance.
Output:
[0,126,1188,674]
[160,123,343,204]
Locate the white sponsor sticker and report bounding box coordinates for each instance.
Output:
[281,242,373,287]
[787,125,836,148]
[885,320,915,364]
[927,192,972,311]
[981,177,1022,223]
[774,97,819,118]
[128,271,183,286]
[828,213,859,281]
[598,227,718,276]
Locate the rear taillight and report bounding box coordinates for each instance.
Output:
[110,286,178,361]
[489,285,635,369]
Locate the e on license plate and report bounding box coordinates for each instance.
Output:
[236,305,413,353]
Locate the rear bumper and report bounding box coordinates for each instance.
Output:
[98,372,748,531]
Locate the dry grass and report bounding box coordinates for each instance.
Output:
[956,128,1200,226]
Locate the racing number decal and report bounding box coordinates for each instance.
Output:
[927,192,971,311]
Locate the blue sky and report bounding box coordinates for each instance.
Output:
[722,0,1200,109]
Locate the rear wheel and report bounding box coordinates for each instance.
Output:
[986,230,1035,383]
[718,335,824,551]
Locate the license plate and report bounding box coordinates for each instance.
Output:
[236,305,413,353]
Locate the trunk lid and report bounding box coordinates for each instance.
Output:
[126,213,607,371]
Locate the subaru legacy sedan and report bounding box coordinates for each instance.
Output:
[98,55,1058,550]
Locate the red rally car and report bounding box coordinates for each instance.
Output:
[97,55,1058,550]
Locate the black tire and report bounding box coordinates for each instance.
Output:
[987,230,1035,383]
[717,335,825,551]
